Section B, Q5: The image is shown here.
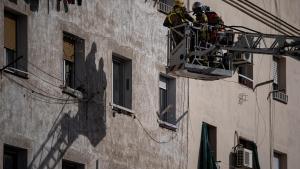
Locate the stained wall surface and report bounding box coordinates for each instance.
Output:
[0,0,189,169]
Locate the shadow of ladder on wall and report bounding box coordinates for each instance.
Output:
[28,114,77,169]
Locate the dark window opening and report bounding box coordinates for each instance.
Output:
[238,63,253,89]
[159,75,176,125]
[238,138,261,169]
[63,33,84,90]
[112,54,132,109]
[4,10,28,75]
[3,144,27,169]
[62,159,84,169]
[272,57,286,92]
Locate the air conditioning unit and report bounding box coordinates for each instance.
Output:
[233,52,252,65]
[236,147,253,168]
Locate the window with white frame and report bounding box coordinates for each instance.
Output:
[63,33,84,90]
[112,54,132,109]
[159,74,176,125]
[4,10,28,76]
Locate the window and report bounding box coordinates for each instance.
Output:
[272,56,288,103]
[62,159,84,169]
[198,123,217,169]
[238,138,261,169]
[112,54,132,109]
[63,33,84,90]
[4,10,28,76]
[157,0,174,14]
[238,63,253,88]
[273,151,287,169]
[159,75,176,125]
[3,144,27,169]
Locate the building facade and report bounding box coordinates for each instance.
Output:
[0,0,299,169]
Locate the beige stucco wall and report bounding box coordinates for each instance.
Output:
[187,0,300,169]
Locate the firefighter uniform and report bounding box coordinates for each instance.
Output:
[163,0,194,45]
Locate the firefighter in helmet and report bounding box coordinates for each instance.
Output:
[202,5,224,43]
[192,2,209,43]
[163,0,194,46]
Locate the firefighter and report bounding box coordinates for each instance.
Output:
[192,2,209,43]
[163,0,194,46]
[203,5,224,43]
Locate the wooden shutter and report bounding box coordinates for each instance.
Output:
[4,16,16,50]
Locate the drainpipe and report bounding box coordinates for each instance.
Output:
[269,92,273,169]
[255,80,275,169]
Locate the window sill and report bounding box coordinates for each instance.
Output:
[3,67,29,79]
[62,86,83,99]
[112,103,134,116]
[157,119,177,131]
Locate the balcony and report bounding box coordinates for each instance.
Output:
[273,91,288,104]
[157,1,172,14]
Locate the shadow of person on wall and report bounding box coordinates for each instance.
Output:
[28,42,107,169]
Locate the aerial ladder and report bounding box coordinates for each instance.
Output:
[167,24,300,80]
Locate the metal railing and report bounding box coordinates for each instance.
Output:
[273,91,288,104]
[157,1,172,14]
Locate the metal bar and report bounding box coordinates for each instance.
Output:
[252,36,262,48]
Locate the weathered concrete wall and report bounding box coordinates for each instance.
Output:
[187,0,300,169]
[0,0,188,169]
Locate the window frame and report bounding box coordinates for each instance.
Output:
[204,122,217,160]
[157,0,174,14]
[63,33,77,89]
[62,159,85,169]
[273,151,287,169]
[3,144,28,169]
[111,54,133,114]
[3,9,28,78]
[272,56,288,104]
[158,74,177,130]
[237,62,253,89]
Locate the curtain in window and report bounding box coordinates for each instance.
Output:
[249,142,261,169]
[198,123,217,169]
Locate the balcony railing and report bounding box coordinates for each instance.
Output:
[157,1,172,14]
[273,91,288,104]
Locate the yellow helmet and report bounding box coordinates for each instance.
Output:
[175,0,184,7]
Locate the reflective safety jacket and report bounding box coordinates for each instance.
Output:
[163,6,194,28]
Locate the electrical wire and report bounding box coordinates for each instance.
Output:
[27,70,62,88]
[134,114,178,144]
[4,74,79,103]
[27,61,63,82]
